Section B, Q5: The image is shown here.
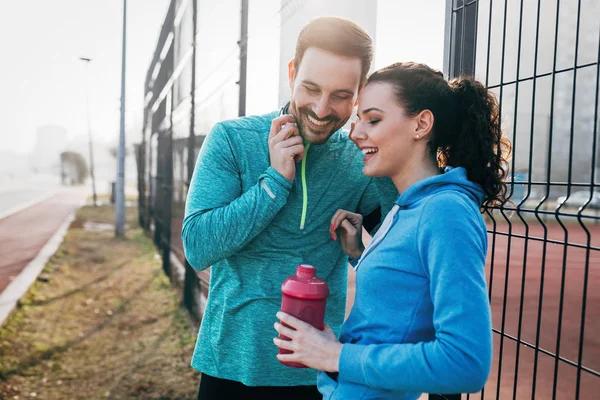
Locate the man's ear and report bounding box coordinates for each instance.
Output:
[288,60,296,89]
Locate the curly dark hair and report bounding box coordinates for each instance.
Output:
[366,62,511,208]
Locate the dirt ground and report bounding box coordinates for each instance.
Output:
[0,205,200,400]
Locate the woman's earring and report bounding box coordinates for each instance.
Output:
[416,134,420,139]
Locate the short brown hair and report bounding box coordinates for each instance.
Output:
[294,17,373,86]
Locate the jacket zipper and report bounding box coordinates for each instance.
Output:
[299,143,311,230]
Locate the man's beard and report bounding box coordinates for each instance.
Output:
[289,103,348,145]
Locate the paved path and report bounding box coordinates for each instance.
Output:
[0,187,87,294]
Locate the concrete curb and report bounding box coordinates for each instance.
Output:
[0,211,75,327]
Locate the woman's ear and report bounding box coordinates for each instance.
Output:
[414,109,434,140]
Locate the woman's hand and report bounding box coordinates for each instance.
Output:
[330,209,364,260]
[273,312,342,372]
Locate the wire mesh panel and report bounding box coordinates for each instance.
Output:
[170,0,195,268]
[141,0,214,320]
[445,0,600,399]
[193,0,241,136]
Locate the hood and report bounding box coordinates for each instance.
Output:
[395,166,485,207]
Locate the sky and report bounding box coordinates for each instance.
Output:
[0,0,444,156]
[375,0,445,71]
[0,0,170,155]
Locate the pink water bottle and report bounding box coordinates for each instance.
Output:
[278,264,329,368]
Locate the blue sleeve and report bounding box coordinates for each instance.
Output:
[338,194,492,394]
[182,123,291,271]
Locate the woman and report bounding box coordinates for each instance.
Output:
[273,62,510,399]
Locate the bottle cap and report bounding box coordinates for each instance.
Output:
[281,264,329,300]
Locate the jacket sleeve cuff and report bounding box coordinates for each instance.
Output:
[258,167,292,205]
[338,343,369,386]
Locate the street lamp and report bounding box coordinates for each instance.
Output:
[115,0,127,237]
[79,56,98,206]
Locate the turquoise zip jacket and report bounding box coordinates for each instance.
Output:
[182,110,397,386]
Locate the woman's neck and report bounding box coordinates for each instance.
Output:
[391,157,441,194]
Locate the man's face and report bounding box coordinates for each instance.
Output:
[288,47,362,145]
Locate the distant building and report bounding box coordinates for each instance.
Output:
[472,0,600,199]
[29,125,68,172]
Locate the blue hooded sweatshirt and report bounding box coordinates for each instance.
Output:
[182,111,398,386]
[317,167,493,400]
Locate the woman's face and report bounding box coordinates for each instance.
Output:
[351,82,419,179]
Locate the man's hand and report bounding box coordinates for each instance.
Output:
[269,114,305,181]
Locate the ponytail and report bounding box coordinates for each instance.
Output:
[443,77,511,207]
[366,63,511,208]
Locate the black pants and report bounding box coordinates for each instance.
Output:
[197,373,322,400]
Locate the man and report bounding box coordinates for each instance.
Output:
[183,16,396,399]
